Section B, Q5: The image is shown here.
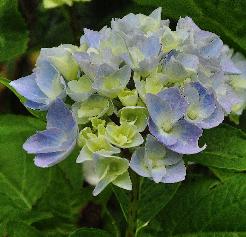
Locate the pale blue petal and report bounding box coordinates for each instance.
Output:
[23,128,66,154]
[196,105,224,129]
[73,52,98,79]
[161,160,186,183]
[199,37,223,59]
[167,119,206,154]
[148,118,178,146]
[146,93,173,127]
[157,88,187,119]
[24,100,48,110]
[34,140,76,168]
[47,99,77,135]
[141,36,160,58]
[130,147,150,177]
[221,58,241,74]
[35,61,64,99]
[10,73,47,104]
[164,149,182,166]
[84,28,101,48]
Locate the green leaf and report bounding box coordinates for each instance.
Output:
[0,114,87,236]
[0,76,46,120]
[185,124,246,171]
[113,178,180,231]
[69,228,111,237]
[137,179,180,230]
[0,0,28,62]
[146,173,246,236]
[173,233,246,237]
[133,0,246,54]
[5,221,43,237]
[0,115,50,210]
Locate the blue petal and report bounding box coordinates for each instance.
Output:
[141,36,160,58]
[221,58,241,74]
[148,118,178,146]
[161,160,186,183]
[10,73,47,104]
[186,82,216,118]
[157,88,187,118]
[35,61,65,99]
[146,93,173,127]
[84,28,101,48]
[23,128,67,154]
[24,100,49,110]
[47,99,77,136]
[167,119,206,154]
[34,140,76,168]
[130,147,150,177]
[73,52,98,79]
[196,105,224,129]
[199,37,223,59]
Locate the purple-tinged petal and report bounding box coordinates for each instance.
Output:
[24,100,49,110]
[34,61,65,99]
[10,73,47,104]
[184,82,216,120]
[47,99,77,135]
[146,93,173,127]
[148,118,177,146]
[196,105,224,129]
[84,28,101,48]
[146,89,187,128]
[157,88,187,119]
[140,36,161,58]
[164,149,182,166]
[34,140,76,168]
[23,128,67,154]
[130,147,150,177]
[199,37,223,59]
[167,119,206,154]
[161,160,186,183]
[221,58,241,74]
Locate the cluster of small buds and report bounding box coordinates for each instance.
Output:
[10,8,246,195]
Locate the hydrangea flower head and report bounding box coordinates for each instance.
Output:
[11,8,246,195]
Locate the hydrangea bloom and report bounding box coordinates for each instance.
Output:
[10,8,246,195]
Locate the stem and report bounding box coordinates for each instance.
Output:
[125,170,140,237]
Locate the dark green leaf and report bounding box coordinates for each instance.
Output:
[185,124,246,171]
[137,179,180,230]
[173,233,246,237]
[5,221,43,237]
[113,178,180,231]
[147,173,246,236]
[69,228,111,237]
[0,115,49,210]
[0,0,28,62]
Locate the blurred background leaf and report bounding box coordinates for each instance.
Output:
[0,0,28,62]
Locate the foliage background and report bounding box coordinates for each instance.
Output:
[0,0,246,236]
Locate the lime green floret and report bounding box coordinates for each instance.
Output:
[76,95,113,124]
[119,106,148,132]
[118,89,138,106]
[106,122,144,148]
[93,155,131,196]
[77,127,96,147]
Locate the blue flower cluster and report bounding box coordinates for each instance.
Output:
[10,8,246,195]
